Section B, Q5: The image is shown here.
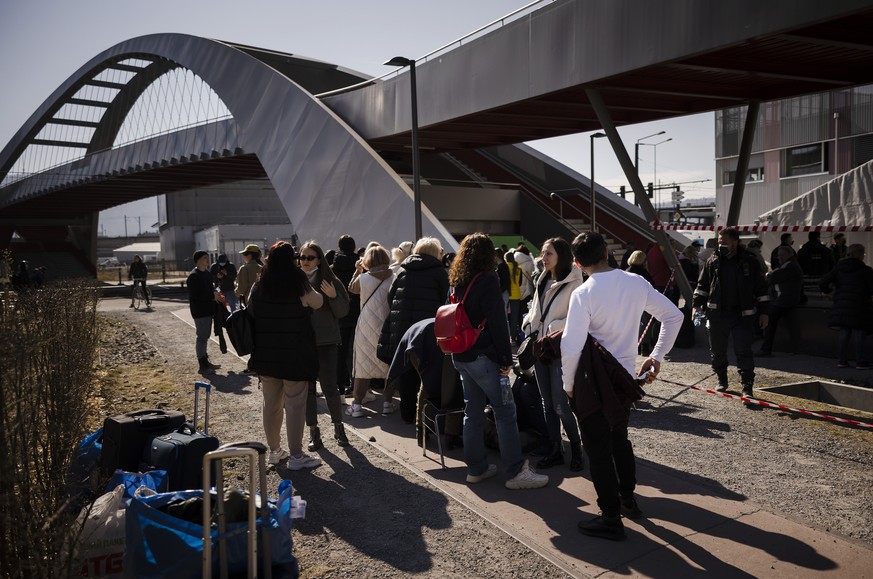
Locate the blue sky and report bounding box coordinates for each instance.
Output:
[1,0,714,237]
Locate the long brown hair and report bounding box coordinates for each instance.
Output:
[449,232,495,286]
[258,241,310,299]
[300,240,339,284]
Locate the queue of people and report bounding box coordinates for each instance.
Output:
[178,226,868,542]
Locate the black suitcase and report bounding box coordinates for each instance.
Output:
[142,382,219,491]
[101,409,186,475]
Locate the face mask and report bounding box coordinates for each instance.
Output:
[718,245,730,258]
[219,260,227,266]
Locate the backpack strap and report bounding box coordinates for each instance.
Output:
[456,272,482,304]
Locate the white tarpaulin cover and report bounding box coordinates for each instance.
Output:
[759,160,873,226]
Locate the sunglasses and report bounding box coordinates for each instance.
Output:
[298,255,318,262]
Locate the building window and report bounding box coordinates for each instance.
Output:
[784,143,826,177]
[723,167,764,185]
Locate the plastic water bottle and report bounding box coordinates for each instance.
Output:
[693,310,703,328]
[499,374,513,404]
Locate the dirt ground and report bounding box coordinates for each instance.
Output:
[94,293,873,577]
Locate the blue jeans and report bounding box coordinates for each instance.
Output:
[224,291,239,312]
[194,316,212,358]
[453,355,523,479]
[534,359,580,446]
[838,328,869,365]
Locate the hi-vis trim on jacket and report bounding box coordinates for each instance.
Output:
[693,248,769,317]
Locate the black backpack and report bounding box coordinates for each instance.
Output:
[225,307,255,356]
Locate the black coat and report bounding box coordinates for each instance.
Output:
[248,283,319,381]
[331,251,360,329]
[187,268,216,319]
[377,253,449,363]
[797,240,834,277]
[449,272,513,367]
[767,258,804,308]
[819,258,873,332]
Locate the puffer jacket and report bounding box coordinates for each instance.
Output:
[514,251,535,300]
[377,253,449,363]
[819,257,873,332]
[523,266,585,336]
[247,283,319,381]
[352,269,395,379]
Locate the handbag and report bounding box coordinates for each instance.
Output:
[518,281,567,369]
[224,306,254,356]
[533,328,564,365]
[435,273,486,354]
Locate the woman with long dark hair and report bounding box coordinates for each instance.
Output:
[449,233,548,490]
[298,240,351,450]
[248,241,323,469]
[522,237,585,471]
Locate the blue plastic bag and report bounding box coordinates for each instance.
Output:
[105,469,168,498]
[124,483,298,578]
[66,427,104,510]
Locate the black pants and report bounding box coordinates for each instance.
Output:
[707,310,756,384]
[577,408,635,518]
[337,325,355,390]
[760,305,800,354]
[398,370,421,424]
[306,344,343,426]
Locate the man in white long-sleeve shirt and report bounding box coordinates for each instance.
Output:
[562,232,683,540]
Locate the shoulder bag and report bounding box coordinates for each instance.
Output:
[517,281,567,369]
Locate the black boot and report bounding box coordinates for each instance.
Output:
[198,356,220,372]
[569,442,585,472]
[218,333,228,354]
[334,423,350,447]
[536,441,564,469]
[307,427,322,452]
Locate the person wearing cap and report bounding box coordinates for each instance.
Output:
[211,252,238,312]
[188,251,223,372]
[236,244,263,307]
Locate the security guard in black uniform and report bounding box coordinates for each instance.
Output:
[693,228,769,397]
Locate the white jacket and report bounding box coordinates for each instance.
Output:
[353,271,394,379]
[522,265,585,336]
[514,251,536,300]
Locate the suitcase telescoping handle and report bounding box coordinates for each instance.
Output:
[193,381,211,435]
[202,442,271,579]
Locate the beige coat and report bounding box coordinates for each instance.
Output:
[523,265,585,336]
[235,260,262,301]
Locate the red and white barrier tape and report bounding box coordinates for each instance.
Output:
[651,224,873,232]
[654,375,873,430]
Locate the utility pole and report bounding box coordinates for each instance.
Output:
[138,216,142,235]
[124,215,128,238]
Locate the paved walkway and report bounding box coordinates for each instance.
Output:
[162,302,873,578]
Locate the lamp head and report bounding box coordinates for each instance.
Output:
[384,56,414,67]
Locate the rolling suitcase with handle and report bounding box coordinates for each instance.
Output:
[142,381,220,491]
[101,408,186,475]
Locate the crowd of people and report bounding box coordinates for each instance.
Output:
[177,226,871,542]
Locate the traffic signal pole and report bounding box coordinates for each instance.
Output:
[585,88,693,305]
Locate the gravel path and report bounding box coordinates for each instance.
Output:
[96,294,873,578]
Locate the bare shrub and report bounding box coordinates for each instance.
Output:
[0,279,100,578]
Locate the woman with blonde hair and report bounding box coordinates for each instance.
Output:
[625,250,653,284]
[348,245,395,417]
[376,237,449,421]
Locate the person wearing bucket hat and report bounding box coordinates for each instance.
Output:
[236,243,263,307]
[187,250,222,372]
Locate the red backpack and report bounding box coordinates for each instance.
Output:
[435,273,487,354]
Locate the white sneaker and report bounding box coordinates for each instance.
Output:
[287,452,322,471]
[363,391,377,404]
[466,463,498,484]
[505,459,549,490]
[382,401,396,415]
[268,448,290,465]
[344,403,364,418]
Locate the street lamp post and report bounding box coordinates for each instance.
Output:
[589,132,606,232]
[649,137,672,210]
[384,56,422,240]
[635,131,666,173]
